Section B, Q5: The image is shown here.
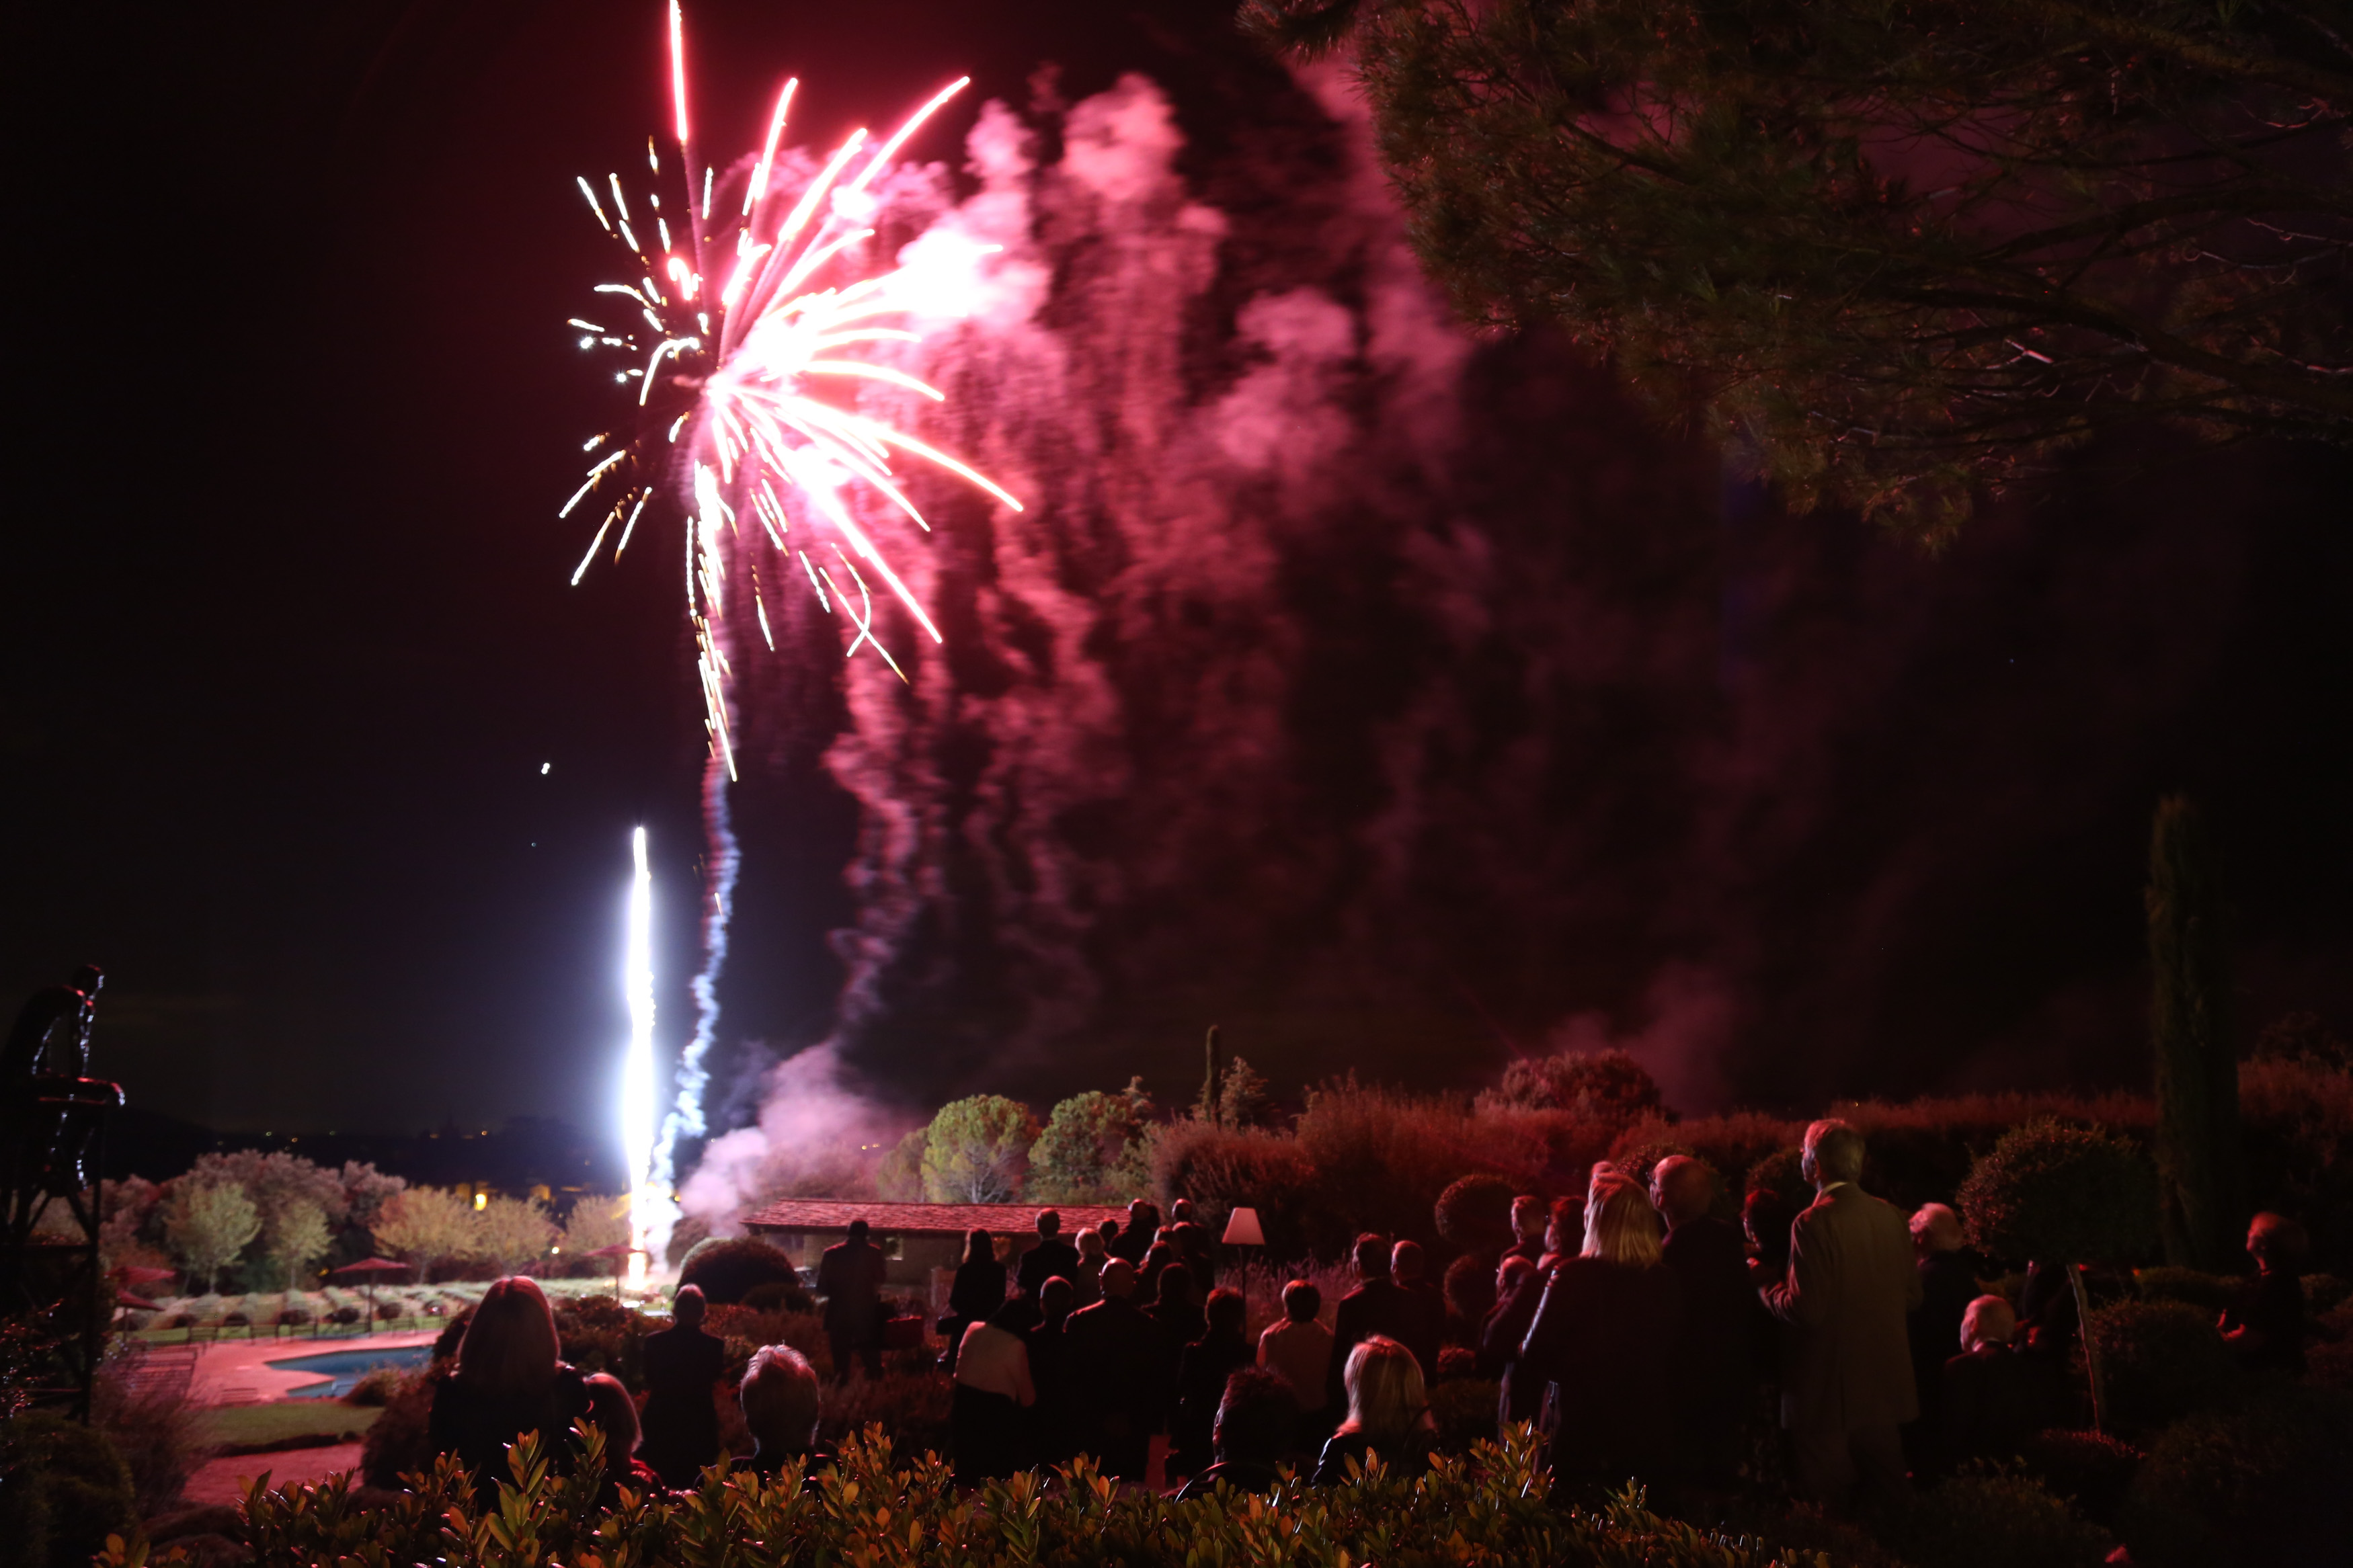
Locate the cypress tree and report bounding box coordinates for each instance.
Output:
[2147,795,2243,1270]
[1199,1024,1224,1128]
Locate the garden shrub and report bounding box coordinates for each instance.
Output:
[1746,1146,1807,1201]
[1442,1251,1497,1324]
[2130,1266,2239,1311]
[1956,1121,2159,1267]
[1880,1467,2112,1568]
[1151,1120,1319,1255]
[0,1411,138,1568]
[706,1304,832,1381]
[1427,1379,1500,1452]
[1289,1081,1545,1255]
[2079,1299,2234,1434]
[2011,1429,2141,1526]
[676,1235,805,1306]
[2303,1272,2351,1313]
[1602,1134,1699,1194]
[1433,1173,1519,1254]
[92,1339,202,1514]
[2118,1385,2353,1567]
[184,1423,1861,1568]
[740,1277,816,1313]
[346,1365,406,1407]
[358,1368,439,1489]
[816,1373,950,1454]
[551,1295,659,1391]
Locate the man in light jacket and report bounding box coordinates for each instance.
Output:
[1761,1120,1923,1509]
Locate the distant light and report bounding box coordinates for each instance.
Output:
[473,1192,488,1211]
[541,762,551,774]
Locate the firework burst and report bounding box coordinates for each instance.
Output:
[565,2,1020,780]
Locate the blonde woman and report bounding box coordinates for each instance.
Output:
[428,1276,591,1499]
[1310,1335,1435,1483]
[1517,1175,1682,1489]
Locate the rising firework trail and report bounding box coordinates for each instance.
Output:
[620,827,661,1280]
[571,5,1019,1256]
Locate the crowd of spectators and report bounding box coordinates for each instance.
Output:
[420,1122,2317,1514]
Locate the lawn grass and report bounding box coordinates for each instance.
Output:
[196,1401,383,1451]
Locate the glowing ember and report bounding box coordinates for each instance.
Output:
[565,2,1021,780]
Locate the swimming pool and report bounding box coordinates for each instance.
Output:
[268,1344,435,1399]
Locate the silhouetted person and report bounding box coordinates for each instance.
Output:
[1145,1260,1205,1387]
[1936,1296,2047,1475]
[1168,1218,1217,1289]
[1139,1239,1177,1305]
[1064,1257,1164,1480]
[1326,1233,1410,1413]
[2222,1211,2309,1374]
[817,1218,887,1380]
[1761,1120,1922,1511]
[1017,1209,1081,1297]
[1519,1175,1683,1491]
[2015,1258,2078,1361]
[1312,1336,1435,1483]
[1174,1368,1301,1499]
[1484,1200,1572,1433]
[1070,1227,1108,1308]
[1388,1240,1445,1388]
[952,1297,1038,1482]
[1169,1286,1252,1478]
[735,1344,832,1484]
[1111,1200,1159,1264]
[582,1372,664,1501]
[1652,1156,1757,1487]
[1742,1186,1800,1392]
[639,1284,727,1485]
[943,1229,1005,1372]
[1027,1274,1079,1462]
[1505,1194,1548,1266]
[428,1276,592,1503]
[1906,1203,1979,1462]
[1257,1278,1334,1446]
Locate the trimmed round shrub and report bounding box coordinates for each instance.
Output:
[2081,1299,2233,1433]
[1884,1469,2114,1568]
[1433,1174,1519,1254]
[1442,1252,1498,1325]
[2130,1266,2239,1311]
[2120,1386,2353,1567]
[1152,1122,1318,1256]
[1956,1120,2158,1266]
[0,1412,138,1568]
[676,1236,804,1306]
[2013,1429,2142,1526]
[1480,1050,1664,1123]
[740,1277,816,1314]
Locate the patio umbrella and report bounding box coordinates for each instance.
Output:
[584,1242,633,1299]
[116,1290,163,1312]
[330,1256,413,1327]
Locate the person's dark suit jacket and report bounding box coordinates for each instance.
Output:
[1518,1256,1683,1482]
[1910,1247,1980,1419]
[1065,1295,1169,1434]
[1661,1218,1759,1405]
[1479,1256,1562,1426]
[817,1237,888,1340]
[1763,1184,1924,1432]
[1325,1276,1410,1411]
[638,1322,727,1484]
[1017,1237,1081,1296]
[1390,1281,1446,1387]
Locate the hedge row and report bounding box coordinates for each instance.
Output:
[155,1426,1850,1568]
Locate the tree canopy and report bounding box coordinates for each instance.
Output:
[1249,0,2353,535]
[920,1096,1042,1204]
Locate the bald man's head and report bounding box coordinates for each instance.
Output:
[1099,1257,1138,1299]
[1650,1157,1717,1229]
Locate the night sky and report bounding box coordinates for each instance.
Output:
[9,1,2349,1165]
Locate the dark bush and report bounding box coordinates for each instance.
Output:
[220,1313,249,1328]
[1433,1173,1519,1255]
[676,1236,805,1307]
[815,1371,949,1454]
[1882,1469,2113,1568]
[740,1278,815,1314]
[1152,1121,1320,1256]
[204,1425,1872,1568]
[1745,1147,1806,1202]
[2130,1266,2239,1311]
[1604,1136,1698,1194]
[2011,1430,2141,1528]
[278,1306,311,1327]
[2120,1386,2353,1567]
[2079,1299,2234,1434]
[92,1340,202,1514]
[0,1411,138,1568]
[360,1369,440,1489]
[2303,1272,2352,1314]
[346,1364,407,1407]
[1427,1379,1500,1454]
[552,1295,659,1391]
[1443,1252,1497,1324]
[327,1306,361,1325]
[1956,1121,2158,1266]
